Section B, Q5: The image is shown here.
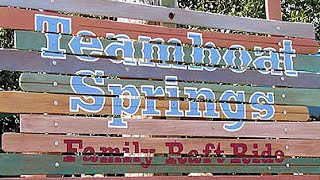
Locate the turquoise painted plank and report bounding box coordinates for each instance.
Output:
[14,30,320,74]
[20,73,320,107]
[0,154,320,175]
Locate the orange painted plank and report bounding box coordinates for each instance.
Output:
[0,7,317,54]
[3,133,320,157]
[4,175,320,180]
[20,114,320,139]
[0,91,309,121]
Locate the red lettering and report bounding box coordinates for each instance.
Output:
[100,147,120,154]
[133,141,140,153]
[165,142,183,155]
[214,143,224,156]
[123,142,130,153]
[166,157,177,164]
[203,143,215,156]
[188,157,201,164]
[115,157,122,163]
[141,157,153,168]
[261,144,273,163]
[100,155,108,163]
[274,150,285,163]
[123,157,132,163]
[217,157,225,163]
[63,139,83,162]
[177,157,187,164]
[252,143,260,163]
[133,157,140,162]
[231,143,247,164]
[231,143,247,156]
[203,158,211,163]
[82,146,98,162]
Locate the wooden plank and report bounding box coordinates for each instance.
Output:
[1,49,320,89]
[20,114,320,139]
[0,91,309,121]
[265,0,282,21]
[19,73,320,107]
[14,30,320,74]
[3,133,320,157]
[0,0,315,38]
[0,7,317,54]
[4,176,320,180]
[0,154,319,175]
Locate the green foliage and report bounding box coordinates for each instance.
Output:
[0,28,14,48]
[281,0,319,40]
[178,0,265,18]
[178,0,320,40]
[0,29,19,137]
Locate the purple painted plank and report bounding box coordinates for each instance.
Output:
[0,49,319,88]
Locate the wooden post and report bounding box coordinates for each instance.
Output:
[265,0,282,20]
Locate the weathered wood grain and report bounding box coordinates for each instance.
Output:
[19,73,320,107]
[5,176,320,180]
[0,7,317,54]
[2,133,320,156]
[14,30,320,74]
[0,91,309,121]
[0,154,319,175]
[1,49,320,89]
[265,0,282,21]
[20,114,320,139]
[0,0,315,38]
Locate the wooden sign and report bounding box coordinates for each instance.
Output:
[20,114,320,139]
[3,133,320,157]
[3,176,319,180]
[0,154,319,175]
[0,91,309,129]
[19,73,320,107]
[14,30,320,75]
[0,0,315,38]
[0,0,319,178]
[0,7,317,54]
[1,49,320,88]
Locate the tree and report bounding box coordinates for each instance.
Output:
[178,0,319,40]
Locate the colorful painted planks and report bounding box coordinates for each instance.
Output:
[0,7,317,54]
[1,49,320,89]
[2,133,320,157]
[0,91,309,122]
[19,73,320,107]
[0,0,315,38]
[0,154,320,175]
[20,114,320,139]
[14,30,320,75]
[4,176,320,180]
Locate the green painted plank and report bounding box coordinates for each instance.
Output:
[14,30,320,74]
[0,154,320,175]
[20,73,320,106]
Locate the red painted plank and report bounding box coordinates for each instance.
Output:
[4,175,320,179]
[265,0,282,21]
[0,7,317,54]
